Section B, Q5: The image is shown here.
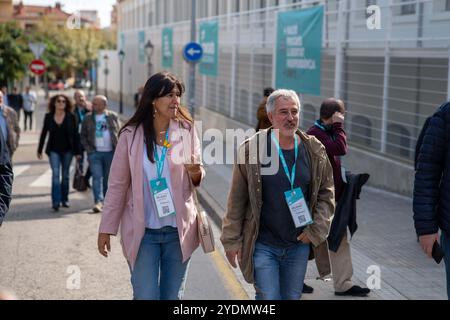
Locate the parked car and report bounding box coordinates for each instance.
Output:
[48,80,65,91]
[73,78,91,89]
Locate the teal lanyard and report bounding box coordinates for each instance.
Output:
[271,132,298,191]
[154,130,170,179]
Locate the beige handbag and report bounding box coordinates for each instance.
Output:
[196,207,215,253]
[190,180,215,254]
[183,121,215,254]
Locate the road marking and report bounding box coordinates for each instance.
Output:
[13,165,31,178]
[30,169,52,187]
[209,250,250,300]
[30,166,74,187]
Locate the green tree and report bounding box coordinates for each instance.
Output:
[0,22,33,87]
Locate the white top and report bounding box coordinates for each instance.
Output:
[143,144,177,229]
[95,114,113,152]
[22,92,37,112]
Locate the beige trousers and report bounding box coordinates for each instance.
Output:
[329,232,354,292]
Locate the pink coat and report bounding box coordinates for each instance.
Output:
[99,119,205,269]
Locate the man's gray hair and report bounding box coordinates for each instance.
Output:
[266,89,301,114]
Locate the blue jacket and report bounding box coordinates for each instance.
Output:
[413,102,450,236]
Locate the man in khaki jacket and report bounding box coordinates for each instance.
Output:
[0,91,20,157]
[221,89,335,300]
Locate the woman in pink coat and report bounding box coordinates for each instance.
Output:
[97,72,205,300]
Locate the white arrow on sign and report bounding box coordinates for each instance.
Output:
[29,42,46,59]
[187,48,201,57]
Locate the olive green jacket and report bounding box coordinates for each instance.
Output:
[220,128,335,284]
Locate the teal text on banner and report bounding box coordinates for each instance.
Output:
[138,31,146,64]
[162,27,173,68]
[275,6,324,96]
[199,20,219,77]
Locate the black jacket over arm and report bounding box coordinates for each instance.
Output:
[413,102,450,237]
[38,112,81,156]
[327,172,370,252]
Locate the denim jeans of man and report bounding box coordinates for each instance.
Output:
[441,232,450,300]
[130,227,190,300]
[88,151,114,204]
[253,241,310,300]
[49,151,73,207]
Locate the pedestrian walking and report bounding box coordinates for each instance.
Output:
[0,128,13,227]
[1,87,9,108]
[413,101,450,300]
[37,94,81,212]
[0,91,20,157]
[307,98,370,297]
[97,71,205,300]
[73,90,92,188]
[7,87,23,122]
[256,87,275,131]
[22,86,37,131]
[80,96,121,213]
[221,89,335,300]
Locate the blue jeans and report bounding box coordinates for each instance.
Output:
[131,227,190,300]
[88,151,114,204]
[441,232,450,300]
[49,151,73,207]
[253,241,310,300]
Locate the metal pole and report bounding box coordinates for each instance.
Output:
[104,61,108,99]
[120,60,123,114]
[381,5,393,154]
[188,0,197,118]
[333,0,346,99]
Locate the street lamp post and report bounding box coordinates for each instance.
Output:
[145,40,154,78]
[118,50,125,115]
[103,54,109,98]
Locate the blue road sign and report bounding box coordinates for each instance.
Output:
[183,42,203,63]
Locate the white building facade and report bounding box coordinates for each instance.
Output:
[99,0,450,195]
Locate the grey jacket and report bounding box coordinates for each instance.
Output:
[0,105,20,155]
[80,110,121,153]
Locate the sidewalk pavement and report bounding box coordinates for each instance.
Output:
[107,98,448,300]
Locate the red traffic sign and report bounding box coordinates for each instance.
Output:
[29,59,46,76]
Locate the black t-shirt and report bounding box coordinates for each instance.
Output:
[258,136,311,248]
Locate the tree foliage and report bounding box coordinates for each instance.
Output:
[0,19,116,84]
[0,22,33,86]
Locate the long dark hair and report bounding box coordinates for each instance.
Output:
[120,71,193,163]
[48,94,73,114]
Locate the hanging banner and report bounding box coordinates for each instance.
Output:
[199,20,218,77]
[162,27,173,68]
[138,31,146,64]
[275,6,324,96]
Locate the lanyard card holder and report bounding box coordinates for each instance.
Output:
[150,178,176,218]
[285,187,313,228]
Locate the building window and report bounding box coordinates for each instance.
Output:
[401,0,416,15]
[351,115,372,146]
[302,104,316,129]
[292,0,302,9]
[446,0,450,11]
[387,124,411,158]
[365,0,377,16]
